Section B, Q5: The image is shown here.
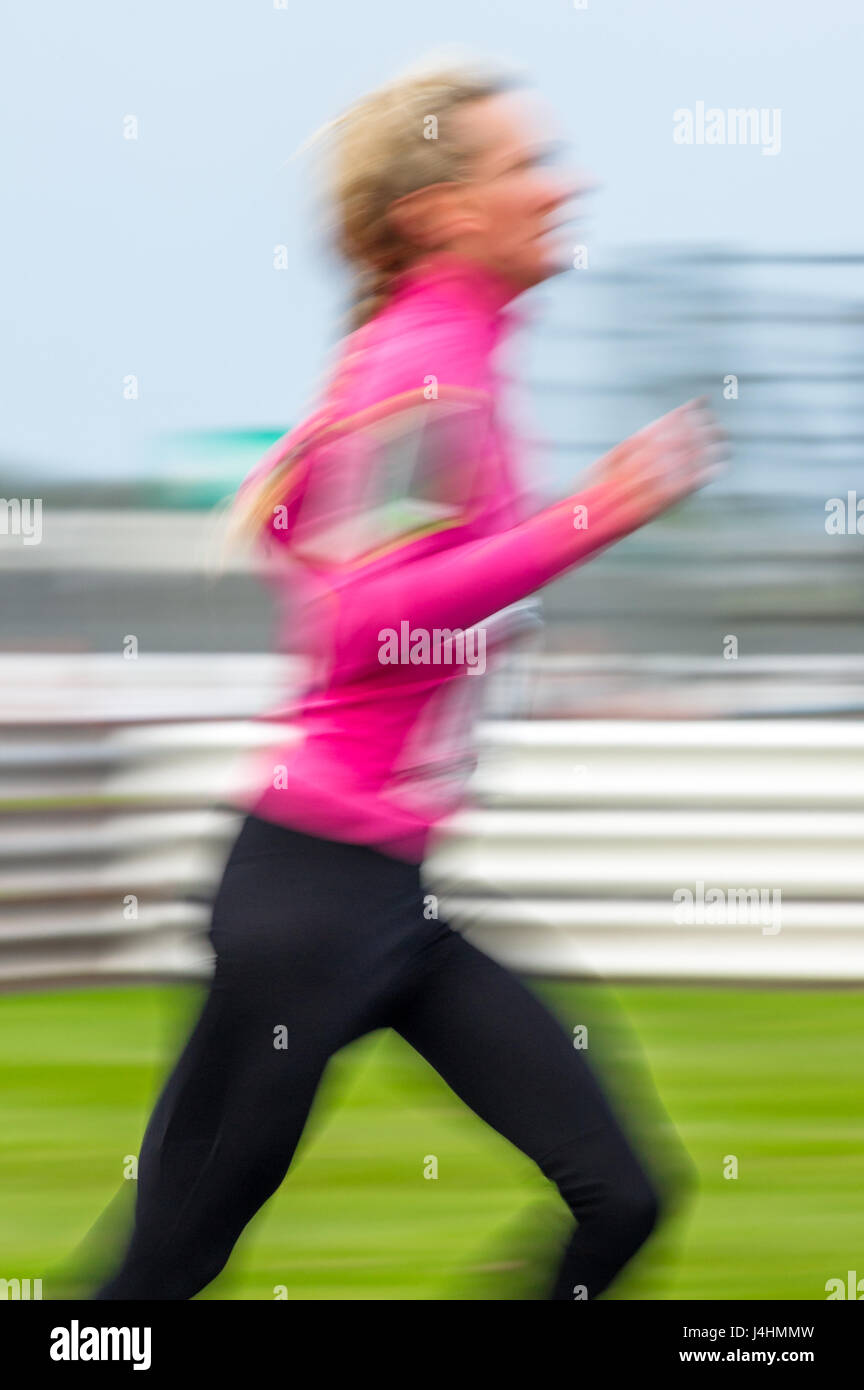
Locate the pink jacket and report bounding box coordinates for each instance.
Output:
[233,251,645,862]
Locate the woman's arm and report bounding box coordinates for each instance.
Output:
[325,398,723,679]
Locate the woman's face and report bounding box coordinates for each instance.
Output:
[445,90,589,289]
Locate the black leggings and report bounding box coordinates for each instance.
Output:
[95,813,664,1300]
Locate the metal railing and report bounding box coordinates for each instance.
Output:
[2,655,863,990]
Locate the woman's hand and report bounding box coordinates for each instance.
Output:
[583,398,727,525]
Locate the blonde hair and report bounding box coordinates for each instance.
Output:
[214,56,516,563]
[322,57,515,330]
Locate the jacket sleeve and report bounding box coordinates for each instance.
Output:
[258,384,658,681]
[324,475,656,681]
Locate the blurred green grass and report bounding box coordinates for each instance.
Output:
[1,981,861,1300]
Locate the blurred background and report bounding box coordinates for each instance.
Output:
[2,0,863,1299]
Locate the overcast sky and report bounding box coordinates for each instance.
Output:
[3,0,861,477]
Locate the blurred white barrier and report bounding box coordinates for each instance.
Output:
[1,657,863,988]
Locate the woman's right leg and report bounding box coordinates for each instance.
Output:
[93,969,332,1299]
[94,817,395,1300]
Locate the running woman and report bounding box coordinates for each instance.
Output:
[93,61,722,1301]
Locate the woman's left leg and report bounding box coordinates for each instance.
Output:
[386,922,674,1300]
